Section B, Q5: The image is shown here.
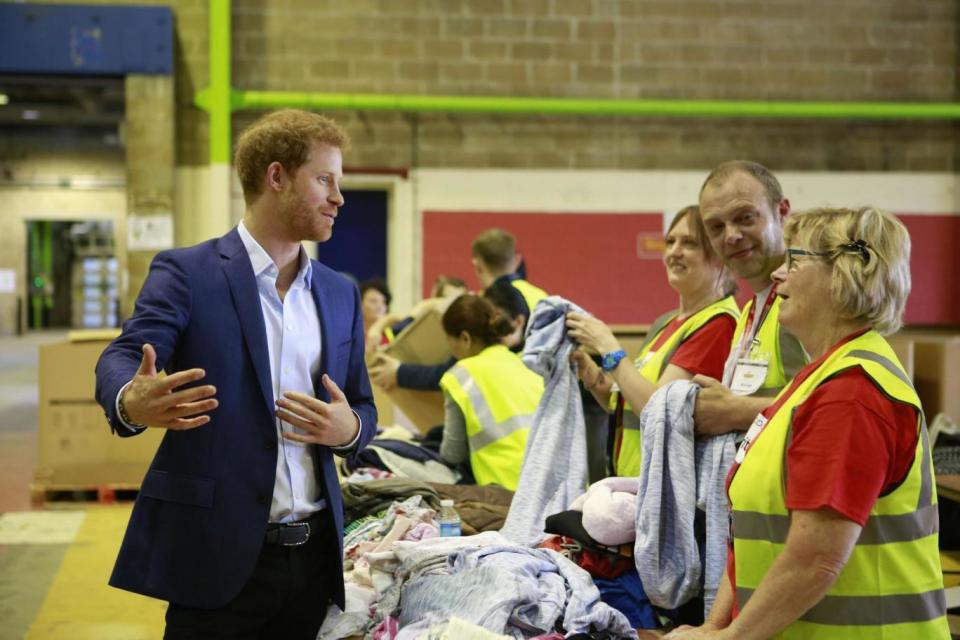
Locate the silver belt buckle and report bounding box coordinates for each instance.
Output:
[283,521,310,546]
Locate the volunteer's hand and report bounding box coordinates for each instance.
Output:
[663,622,727,639]
[692,375,736,436]
[369,353,401,391]
[565,312,619,355]
[121,343,218,429]
[277,374,360,447]
[570,349,601,386]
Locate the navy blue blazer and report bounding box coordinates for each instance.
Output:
[95,228,376,609]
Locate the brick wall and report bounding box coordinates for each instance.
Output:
[42,0,960,171]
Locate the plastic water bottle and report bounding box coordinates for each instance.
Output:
[438,499,461,537]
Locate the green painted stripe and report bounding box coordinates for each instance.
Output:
[232,92,960,120]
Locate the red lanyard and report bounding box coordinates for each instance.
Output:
[742,285,779,346]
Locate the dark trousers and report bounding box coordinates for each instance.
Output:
[164,516,339,640]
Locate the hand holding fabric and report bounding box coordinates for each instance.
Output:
[564,311,620,355]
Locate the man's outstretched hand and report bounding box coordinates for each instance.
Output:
[121,343,218,429]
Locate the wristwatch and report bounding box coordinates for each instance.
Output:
[600,349,627,372]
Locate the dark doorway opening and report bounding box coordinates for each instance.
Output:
[314,189,388,284]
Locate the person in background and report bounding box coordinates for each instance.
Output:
[437,294,544,490]
[667,206,948,639]
[471,228,547,317]
[566,205,739,477]
[364,275,467,355]
[360,278,393,351]
[368,281,527,392]
[693,160,807,436]
[94,109,376,639]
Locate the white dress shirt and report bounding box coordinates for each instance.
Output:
[118,222,360,524]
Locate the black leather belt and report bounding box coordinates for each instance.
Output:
[265,510,325,546]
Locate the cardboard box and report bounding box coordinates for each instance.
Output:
[36,338,163,489]
[376,310,449,433]
[912,334,960,424]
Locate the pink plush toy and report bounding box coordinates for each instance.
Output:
[569,477,639,546]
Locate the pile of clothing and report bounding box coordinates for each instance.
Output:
[325,478,636,640]
[323,530,636,640]
[338,426,459,485]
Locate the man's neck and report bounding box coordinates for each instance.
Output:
[242,212,301,272]
[242,214,302,295]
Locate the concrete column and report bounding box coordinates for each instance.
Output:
[123,74,175,319]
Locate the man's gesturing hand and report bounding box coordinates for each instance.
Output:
[121,344,218,429]
[276,374,360,448]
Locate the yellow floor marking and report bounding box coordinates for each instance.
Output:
[26,505,165,640]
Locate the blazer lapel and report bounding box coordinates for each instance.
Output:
[309,264,331,401]
[219,229,275,420]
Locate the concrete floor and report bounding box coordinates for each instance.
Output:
[4,331,960,639]
[0,331,164,640]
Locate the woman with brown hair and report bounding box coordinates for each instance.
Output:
[438,294,544,490]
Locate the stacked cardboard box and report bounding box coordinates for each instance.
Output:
[35,332,162,492]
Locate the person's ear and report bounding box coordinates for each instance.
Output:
[777,198,791,222]
[266,161,286,193]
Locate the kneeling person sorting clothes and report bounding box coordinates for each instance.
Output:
[438,294,544,491]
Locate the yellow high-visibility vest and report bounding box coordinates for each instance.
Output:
[511,279,547,314]
[439,344,543,490]
[613,296,739,476]
[729,294,803,396]
[728,330,948,639]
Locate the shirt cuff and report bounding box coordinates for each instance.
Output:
[115,382,146,434]
[330,410,363,454]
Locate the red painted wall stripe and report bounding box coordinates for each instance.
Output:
[423,211,960,326]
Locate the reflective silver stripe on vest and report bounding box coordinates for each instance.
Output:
[622,411,641,431]
[450,367,532,451]
[848,349,912,388]
[733,503,938,545]
[847,349,933,509]
[736,587,945,626]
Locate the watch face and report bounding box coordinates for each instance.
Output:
[602,350,624,371]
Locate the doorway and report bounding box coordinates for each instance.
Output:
[314,189,388,285]
[25,220,117,330]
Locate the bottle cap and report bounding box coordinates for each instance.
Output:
[440,499,454,507]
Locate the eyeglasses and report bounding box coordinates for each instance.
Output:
[785,248,831,272]
[786,240,872,272]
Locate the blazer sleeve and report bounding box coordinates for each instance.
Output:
[336,282,378,458]
[95,251,191,437]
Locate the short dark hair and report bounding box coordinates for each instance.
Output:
[359,278,391,307]
[700,160,784,211]
[234,109,350,205]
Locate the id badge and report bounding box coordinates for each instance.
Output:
[735,413,768,464]
[730,348,770,396]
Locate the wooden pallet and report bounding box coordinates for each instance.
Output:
[30,482,140,506]
[31,464,147,505]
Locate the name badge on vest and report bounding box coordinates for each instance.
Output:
[735,413,769,464]
[730,348,770,396]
